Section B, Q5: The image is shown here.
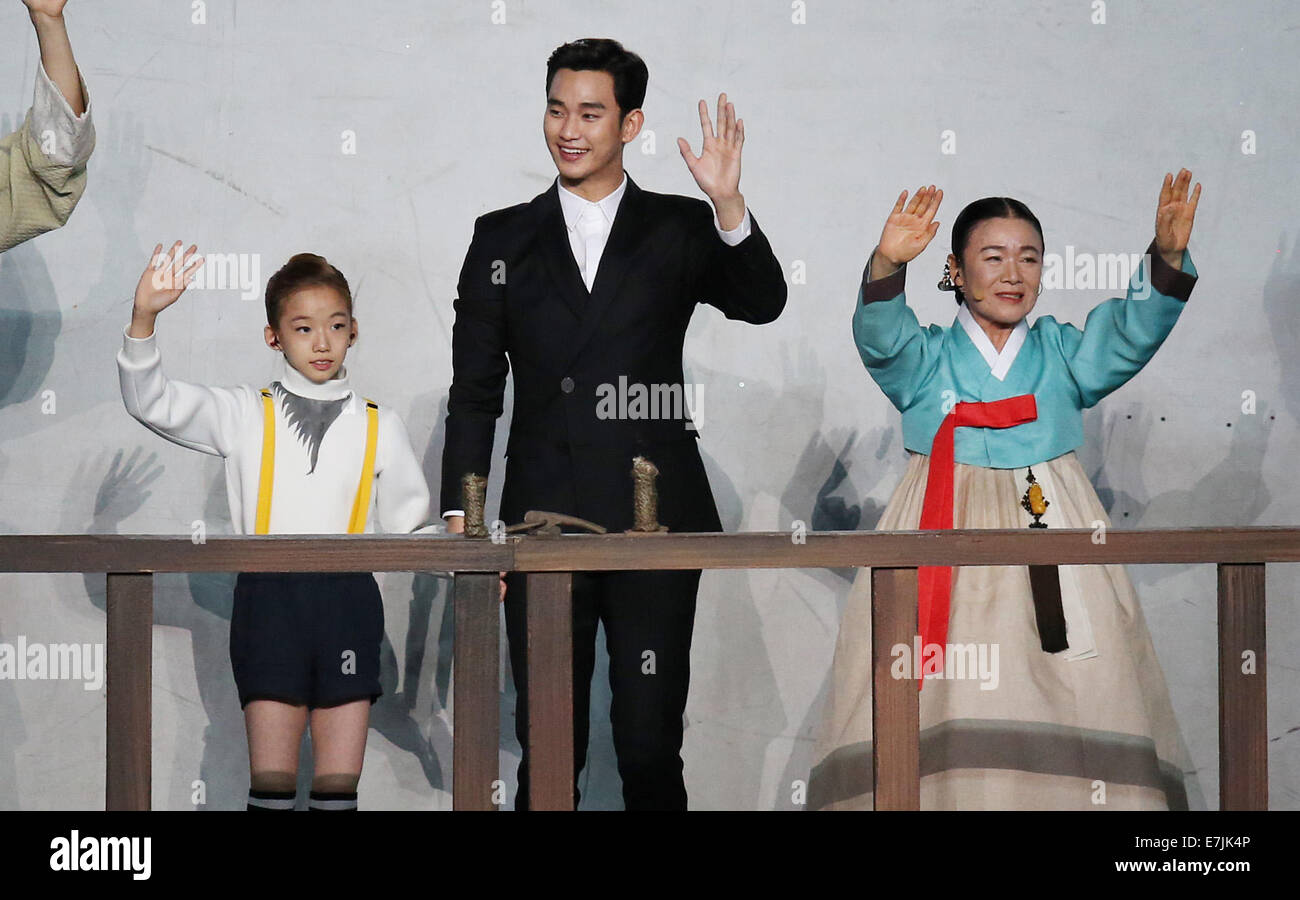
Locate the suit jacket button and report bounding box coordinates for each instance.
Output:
[560,376,575,394]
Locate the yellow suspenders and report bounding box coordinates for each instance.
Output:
[350,398,381,532]
[254,388,379,535]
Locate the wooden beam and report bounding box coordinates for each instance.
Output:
[452,573,500,810]
[508,527,1300,572]
[2,527,1299,575]
[526,573,574,811]
[1218,563,1267,810]
[872,567,920,810]
[0,534,512,574]
[105,573,152,811]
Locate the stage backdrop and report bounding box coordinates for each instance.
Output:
[0,0,1296,810]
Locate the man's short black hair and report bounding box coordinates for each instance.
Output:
[546,38,649,121]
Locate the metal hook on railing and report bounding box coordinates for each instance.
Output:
[504,510,607,538]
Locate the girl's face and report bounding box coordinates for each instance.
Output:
[949,217,1044,329]
[264,285,355,384]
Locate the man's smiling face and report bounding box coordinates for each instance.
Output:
[543,67,640,192]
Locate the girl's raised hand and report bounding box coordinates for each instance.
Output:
[1155,168,1201,263]
[877,186,942,269]
[133,242,203,317]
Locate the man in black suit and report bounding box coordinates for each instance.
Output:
[441,38,786,810]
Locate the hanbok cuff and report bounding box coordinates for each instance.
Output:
[860,252,906,305]
[1145,239,1196,302]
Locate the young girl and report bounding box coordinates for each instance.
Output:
[810,170,1203,810]
[117,241,436,811]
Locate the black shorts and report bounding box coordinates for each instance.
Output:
[229,572,384,710]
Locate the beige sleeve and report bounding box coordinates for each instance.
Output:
[0,65,95,253]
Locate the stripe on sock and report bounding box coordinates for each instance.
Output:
[308,791,358,811]
[248,789,296,811]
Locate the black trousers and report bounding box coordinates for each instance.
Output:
[503,567,702,810]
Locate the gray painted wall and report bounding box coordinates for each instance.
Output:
[0,0,1296,809]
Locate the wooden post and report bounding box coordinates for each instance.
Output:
[105,572,152,811]
[526,572,574,810]
[452,573,500,810]
[1217,562,1267,809]
[872,566,920,810]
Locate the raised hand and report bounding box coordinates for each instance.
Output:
[22,0,68,20]
[877,186,942,270]
[24,0,85,116]
[1155,168,1201,267]
[133,241,203,319]
[677,93,744,226]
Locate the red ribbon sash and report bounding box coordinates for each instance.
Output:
[916,394,1038,687]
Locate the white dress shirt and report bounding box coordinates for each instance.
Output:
[557,172,752,289]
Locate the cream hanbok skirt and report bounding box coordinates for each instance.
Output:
[808,451,1201,810]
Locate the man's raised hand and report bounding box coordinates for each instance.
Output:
[677,93,745,229]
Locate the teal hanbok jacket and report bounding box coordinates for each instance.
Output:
[852,241,1198,468]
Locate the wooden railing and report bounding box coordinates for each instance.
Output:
[2,526,1294,810]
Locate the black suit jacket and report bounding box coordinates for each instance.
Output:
[440,174,787,533]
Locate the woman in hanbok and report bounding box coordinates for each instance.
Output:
[810,170,1204,810]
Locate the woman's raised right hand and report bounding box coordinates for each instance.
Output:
[876,185,942,270]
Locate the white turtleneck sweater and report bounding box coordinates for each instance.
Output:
[116,324,436,536]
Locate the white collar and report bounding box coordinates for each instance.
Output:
[276,355,355,401]
[956,303,1028,381]
[556,172,627,231]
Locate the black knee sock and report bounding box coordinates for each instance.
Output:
[308,790,358,811]
[247,788,296,811]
